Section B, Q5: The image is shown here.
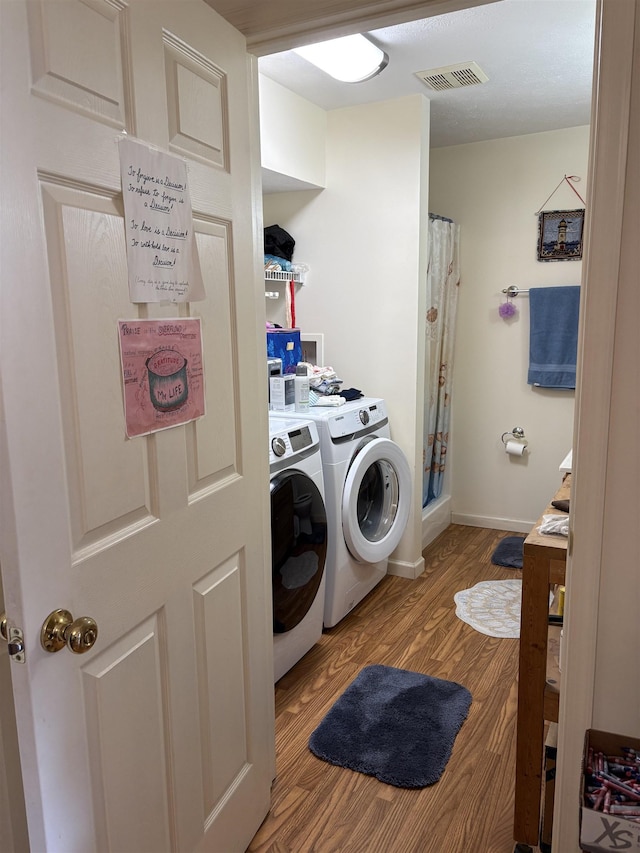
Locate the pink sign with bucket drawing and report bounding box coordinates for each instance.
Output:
[118,318,205,437]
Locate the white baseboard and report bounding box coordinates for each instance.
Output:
[387,555,425,580]
[451,512,534,534]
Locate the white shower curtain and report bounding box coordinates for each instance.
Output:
[423,215,460,508]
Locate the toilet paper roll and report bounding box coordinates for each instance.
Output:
[505,439,527,456]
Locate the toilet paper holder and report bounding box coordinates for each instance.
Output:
[501,426,527,446]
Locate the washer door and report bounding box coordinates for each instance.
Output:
[271,470,327,633]
[341,437,411,564]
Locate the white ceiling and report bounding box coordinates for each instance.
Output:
[258,0,596,151]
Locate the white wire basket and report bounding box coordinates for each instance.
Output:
[264,268,307,284]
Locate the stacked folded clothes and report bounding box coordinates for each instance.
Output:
[308,365,343,397]
[305,365,363,406]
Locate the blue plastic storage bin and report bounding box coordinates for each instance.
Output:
[266,329,302,374]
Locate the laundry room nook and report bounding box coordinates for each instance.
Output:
[260,76,429,582]
[258,71,584,554]
[254,15,599,849]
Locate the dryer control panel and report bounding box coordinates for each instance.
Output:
[327,400,388,440]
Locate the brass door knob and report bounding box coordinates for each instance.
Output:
[41,609,98,654]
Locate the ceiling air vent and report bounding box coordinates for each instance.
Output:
[415,61,489,92]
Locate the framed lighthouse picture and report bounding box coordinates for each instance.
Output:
[537,208,585,261]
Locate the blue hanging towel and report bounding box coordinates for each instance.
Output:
[528,285,580,389]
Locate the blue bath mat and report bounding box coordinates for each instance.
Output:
[308,664,472,788]
[491,535,525,568]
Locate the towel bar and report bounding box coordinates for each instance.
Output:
[502,286,530,297]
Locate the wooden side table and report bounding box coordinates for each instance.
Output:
[513,475,570,850]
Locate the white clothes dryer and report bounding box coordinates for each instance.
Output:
[280,398,412,628]
[269,416,327,682]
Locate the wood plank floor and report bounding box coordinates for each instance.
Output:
[248,524,541,853]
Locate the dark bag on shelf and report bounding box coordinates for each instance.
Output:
[264,224,295,261]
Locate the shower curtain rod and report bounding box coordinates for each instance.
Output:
[502,286,529,297]
[429,212,454,223]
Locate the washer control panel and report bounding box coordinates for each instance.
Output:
[268,418,318,467]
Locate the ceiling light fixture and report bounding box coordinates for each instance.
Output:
[293,34,388,83]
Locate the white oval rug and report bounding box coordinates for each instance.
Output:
[454,579,524,638]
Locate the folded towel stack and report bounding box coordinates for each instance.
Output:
[309,391,344,407]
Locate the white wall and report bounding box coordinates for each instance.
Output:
[259,75,327,189]
[263,94,431,578]
[430,126,590,528]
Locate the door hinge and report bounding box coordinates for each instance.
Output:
[0,614,26,664]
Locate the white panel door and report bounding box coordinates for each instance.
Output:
[0,1,274,851]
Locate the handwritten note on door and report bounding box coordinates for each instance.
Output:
[119,138,205,303]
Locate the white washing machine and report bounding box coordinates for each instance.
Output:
[280,398,412,628]
[269,416,327,682]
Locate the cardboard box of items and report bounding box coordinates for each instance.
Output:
[580,729,640,853]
